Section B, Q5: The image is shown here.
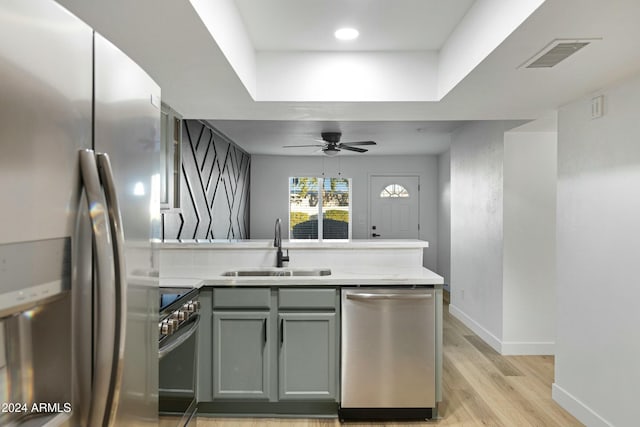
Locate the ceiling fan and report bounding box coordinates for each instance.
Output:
[283,132,376,156]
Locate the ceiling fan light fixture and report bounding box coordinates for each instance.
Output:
[282,131,375,156]
[334,28,359,41]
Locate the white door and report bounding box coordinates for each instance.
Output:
[369,176,419,239]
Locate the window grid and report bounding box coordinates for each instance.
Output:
[289,177,351,241]
[380,184,410,198]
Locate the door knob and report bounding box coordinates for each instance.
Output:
[372,233,380,237]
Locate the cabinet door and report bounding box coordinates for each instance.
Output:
[278,312,337,401]
[212,311,271,399]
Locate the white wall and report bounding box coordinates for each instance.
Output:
[449,121,507,348]
[502,130,556,354]
[437,0,545,97]
[449,120,557,354]
[257,51,438,101]
[553,74,640,427]
[250,155,440,270]
[437,150,451,288]
[189,0,257,97]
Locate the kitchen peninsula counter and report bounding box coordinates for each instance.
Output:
[158,238,444,419]
[161,238,429,249]
[159,265,443,288]
[159,239,443,287]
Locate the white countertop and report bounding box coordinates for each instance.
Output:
[161,238,429,249]
[159,265,443,289]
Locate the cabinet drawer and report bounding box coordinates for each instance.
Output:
[213,288,271,309]
[278,288,336,310]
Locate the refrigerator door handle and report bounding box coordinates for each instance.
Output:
[97,153,128,424]
[79,149,117,427]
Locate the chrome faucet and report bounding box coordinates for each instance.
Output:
[274,218,290,268]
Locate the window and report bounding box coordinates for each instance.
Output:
[379,184,409,198]
[289,177,351,240]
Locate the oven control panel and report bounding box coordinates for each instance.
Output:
[159,288,200,339]
[159,299,200,337]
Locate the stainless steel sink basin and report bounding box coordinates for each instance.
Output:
[222,268,331,277]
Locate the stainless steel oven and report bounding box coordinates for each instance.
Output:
[159,288,200,427]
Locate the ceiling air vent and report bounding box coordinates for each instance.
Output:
[519,38,600,69]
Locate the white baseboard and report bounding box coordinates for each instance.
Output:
[501,341,554,355]
[449,304,555,355]
[448,304,502,353]
[552,383,612,427]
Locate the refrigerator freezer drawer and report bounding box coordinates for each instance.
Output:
[341,288,436,408]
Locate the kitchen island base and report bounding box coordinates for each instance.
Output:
[198,402,338,418]
[161,240,445,421]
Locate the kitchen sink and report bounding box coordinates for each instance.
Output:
[222,268,331,277]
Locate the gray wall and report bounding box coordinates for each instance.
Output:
[450,121,507,344]
[250,155,440,271]
[437,150,451,288]
[163,120,250,240]
[449,120,557,354]
[554,74,640,426]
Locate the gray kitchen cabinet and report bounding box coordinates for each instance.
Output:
[212,311,272,400]
[278,312,337,401]
[205,287,339,409]
[197,288,213,402]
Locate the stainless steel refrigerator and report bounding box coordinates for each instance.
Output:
[0,0,160,425]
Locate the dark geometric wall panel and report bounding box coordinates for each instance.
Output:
[162,120,250,240]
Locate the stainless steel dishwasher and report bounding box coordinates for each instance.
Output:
[340,288,435,420]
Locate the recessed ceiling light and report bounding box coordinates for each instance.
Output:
[334,28,359,41]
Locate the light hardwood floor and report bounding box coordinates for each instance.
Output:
[198,292,582,427]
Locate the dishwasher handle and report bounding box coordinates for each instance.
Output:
[346,292,433,301]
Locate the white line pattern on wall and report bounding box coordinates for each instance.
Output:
[163,120,250,240]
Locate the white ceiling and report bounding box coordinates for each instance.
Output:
[234,0,475,51]
[55,0,640,155]
[209,120,463,156]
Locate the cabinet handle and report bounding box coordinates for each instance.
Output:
[280,319,284,345]
[263,318,267,345]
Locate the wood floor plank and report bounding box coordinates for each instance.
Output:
[441,355,508,426]
[197,292,582,427]
[463,335,523,377]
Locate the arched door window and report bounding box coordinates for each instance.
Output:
[379,184,410,198]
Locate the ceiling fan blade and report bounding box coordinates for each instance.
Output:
[340,141,376,146]
[340,145,368,153]
[283,144,325,148]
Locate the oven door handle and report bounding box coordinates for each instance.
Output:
[159,315,200,360]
